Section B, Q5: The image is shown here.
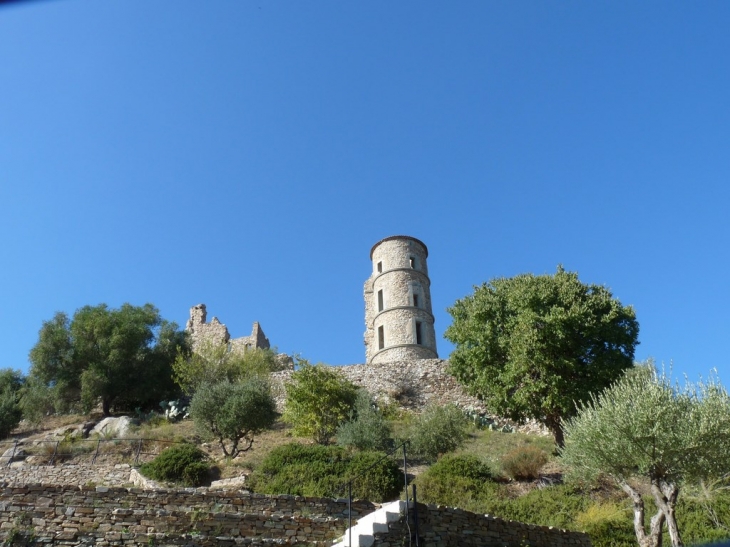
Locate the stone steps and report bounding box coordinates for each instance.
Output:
[331,500,405,547]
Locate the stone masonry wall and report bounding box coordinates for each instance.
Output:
[0,483,375,546]
[375,503,592,547]
[186,304,270,354]
[0,464,134,488]
[365,236,438,364]
[271,359,548,435]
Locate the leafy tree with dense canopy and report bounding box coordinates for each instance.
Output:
[561,365,730,547]
[28,303,185,415]
[444,266,639,446]
[283,361,358,445]
[190,378,278,457]
[0,368,24,438]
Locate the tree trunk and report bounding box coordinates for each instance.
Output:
[651,480,683,547]
[544,414,565,448]
[102,398,111,417]
[621,481,665,547]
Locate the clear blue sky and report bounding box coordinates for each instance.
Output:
[1,1,728,383]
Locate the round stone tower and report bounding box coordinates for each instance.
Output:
[364,235,438,364]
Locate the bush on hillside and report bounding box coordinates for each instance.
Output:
[346,450,404,502]
[336,390,394,452]
[406,404,469,462]
[283,362,358,445]
[427,454,493,482]
[248,443,404,502]
[500,445,549,480]
[139,444,210,486]
[415,454,497,510]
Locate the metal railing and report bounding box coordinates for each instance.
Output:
[340,441,420,547]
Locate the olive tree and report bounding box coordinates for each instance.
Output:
[445,266,638,446]
[283,361,358,445]
[190,378,278,458]
[560,365,730,547]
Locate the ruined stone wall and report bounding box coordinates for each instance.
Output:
[375,503,592,547]
[186,304,270,354]
[0,484,374,546]
[270,359,548,435]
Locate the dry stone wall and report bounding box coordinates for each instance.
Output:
[375,503,591,547]
[0,483,374,546]
[271,359,548,435]
[0,464,134,488]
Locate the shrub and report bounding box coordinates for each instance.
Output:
[190,378,277,457]
[406,404,469,462]
[495,483,589,530]
[573,501,634,545]
[500,445,549,480]
[428,454,493,482]
[415,454,496,511]
[139,444,210,486]
[283,362,358,445]
[249,443,404,502]
[337,390,394,452]
[346,451,404,502]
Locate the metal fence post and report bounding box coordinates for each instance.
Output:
[134,439,143,464]
[6,440,18,468]
[412,483,420,547]
[92,438,102,464]
[348,482,352,547]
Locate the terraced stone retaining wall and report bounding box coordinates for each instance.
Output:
[376,502,592,547]
[0,484,374,546]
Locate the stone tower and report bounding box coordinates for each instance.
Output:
[364,236,438,363]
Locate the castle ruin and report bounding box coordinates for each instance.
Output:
[185,303,270,353]
[364,235,438,363]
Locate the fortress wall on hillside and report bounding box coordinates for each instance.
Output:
[271,359,548,436]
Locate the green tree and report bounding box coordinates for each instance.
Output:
[190,378,278,457]
[444,266,639,446]
[283,361,358,445]
[28,303,186,415]
[560,365,730,547]
[172,341,282,395]
[27,312,79,407]
[0,369,24,438]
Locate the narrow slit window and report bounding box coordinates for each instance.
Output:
[409,256,416,269]
[415,322,423,345]
[413,294,419,308]
[377,290,384,312]
[378,326,385,350]
[377,261,383,273]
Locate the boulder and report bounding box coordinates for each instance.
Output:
[92,417,134,439]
